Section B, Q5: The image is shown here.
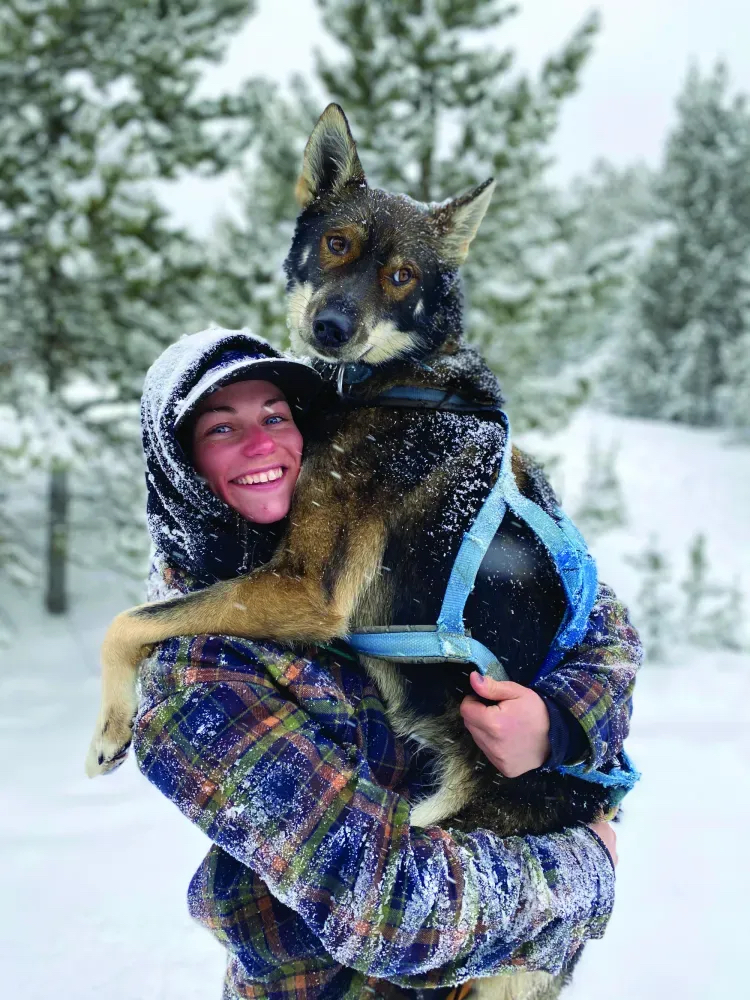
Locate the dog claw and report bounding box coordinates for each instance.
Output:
[85,709,135,778]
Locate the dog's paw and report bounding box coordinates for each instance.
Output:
[85,709,134,778]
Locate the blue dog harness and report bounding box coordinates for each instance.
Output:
[344,384,638,795]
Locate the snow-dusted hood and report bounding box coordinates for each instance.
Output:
[141,326,321,585]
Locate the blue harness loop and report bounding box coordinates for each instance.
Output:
[347,402,595,680]
[346,389,513,680]
[344,387,638,794]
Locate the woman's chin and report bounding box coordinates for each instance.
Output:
[235,494,292,524]
[218,476,297,525]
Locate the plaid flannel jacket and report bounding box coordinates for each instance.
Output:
[134,574,639,1000]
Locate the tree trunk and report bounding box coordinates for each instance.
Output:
[45,459,69,614]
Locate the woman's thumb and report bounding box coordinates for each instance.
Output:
[469,672,522,701]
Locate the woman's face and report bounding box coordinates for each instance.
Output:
[191,379,304,524]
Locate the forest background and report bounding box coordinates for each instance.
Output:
[0,2,748,998]
[1,0,748,649]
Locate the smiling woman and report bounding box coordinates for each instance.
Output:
[110,326,627,1000]
[191,379,304,524]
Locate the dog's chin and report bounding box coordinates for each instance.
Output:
[359,322,423,367]
[289,325,314,357]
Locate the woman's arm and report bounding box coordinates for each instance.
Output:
[460,582,641,776]
[533,581,642,770]
[134,634,614,986]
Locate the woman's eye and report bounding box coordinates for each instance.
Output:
[327,235,350,255]
[264,414,285,426]
[391,267,413,286]
[207,423,232,436]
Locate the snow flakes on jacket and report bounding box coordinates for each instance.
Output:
[134,625,616,1000]
[133,327,640,1000]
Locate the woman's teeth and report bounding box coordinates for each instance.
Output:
[234,467,284,485]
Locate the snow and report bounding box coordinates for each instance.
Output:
[521,409,750,608]
[0,582,225,998]
[521,409,750,999]
[567,647,750,999]
[1,409,748,998]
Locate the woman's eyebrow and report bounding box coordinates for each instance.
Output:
[196,404,236,419]
[262,396,287,409]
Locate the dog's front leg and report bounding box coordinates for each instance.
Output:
[86,514,386,776]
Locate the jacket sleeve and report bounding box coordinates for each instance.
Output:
[134,635,615,985]
[534,582,643,770]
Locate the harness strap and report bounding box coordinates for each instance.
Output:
[437,410,512,641]
[366,385,505,415]
[501,472,599,679]
[346,386,509,679]
[347,626,508,678]
[557,749,641,797]
[346,403,598,681]
[341,387,636,794]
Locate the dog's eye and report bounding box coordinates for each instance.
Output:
[327,235,350,255]
[391,267,413,286]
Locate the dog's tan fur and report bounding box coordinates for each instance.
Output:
[90,477,389,769]
[470,972,559,1000]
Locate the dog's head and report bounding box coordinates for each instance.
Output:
[284,104,495,366]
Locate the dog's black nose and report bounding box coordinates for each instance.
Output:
[312,310,354,349]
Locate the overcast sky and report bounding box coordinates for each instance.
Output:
[161,0,750,234]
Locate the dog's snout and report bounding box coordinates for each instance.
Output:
[312,309,354,349]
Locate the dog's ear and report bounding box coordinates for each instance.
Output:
[431,178,496,265]
[295,104,367,208]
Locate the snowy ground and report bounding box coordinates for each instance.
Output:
[1,410,748,999]
[527,411,750,999]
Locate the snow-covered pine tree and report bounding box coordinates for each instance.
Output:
[626,532,746,661]
[569,161,660,259]
[215,0,607,427]
[626,538,676,662]
[718,332,750,434]
[314,0,606,430]
[318,0,608,427]
[0,401,38,641]
[612,63,750,425]
[0,0,264,612]
[564,161,661,394]
[717,253,750,435]
[680,533,746,651]
[699,578,746,652]
[574,437,627,539]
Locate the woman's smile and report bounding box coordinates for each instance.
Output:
[191,379,303,524]
[232,465,287,486]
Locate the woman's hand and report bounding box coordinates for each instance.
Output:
[460,672,551,777]
[587,821,618,867]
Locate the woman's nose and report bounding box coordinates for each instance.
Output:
[239,426,276,456]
